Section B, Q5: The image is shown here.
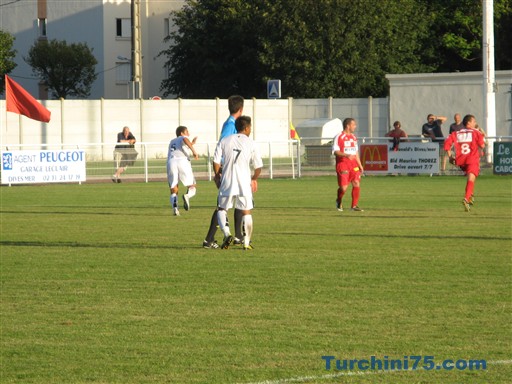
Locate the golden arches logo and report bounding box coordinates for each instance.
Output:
[361,145,388,171]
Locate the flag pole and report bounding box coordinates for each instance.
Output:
[18,114,22,147]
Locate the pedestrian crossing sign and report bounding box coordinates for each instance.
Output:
[267,80,281,99]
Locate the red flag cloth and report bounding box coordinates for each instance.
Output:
[5,75,51,122]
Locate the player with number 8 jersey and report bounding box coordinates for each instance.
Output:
[444,114,485,211]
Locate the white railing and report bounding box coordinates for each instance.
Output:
[3,136,510,183]
[2,140,302,182]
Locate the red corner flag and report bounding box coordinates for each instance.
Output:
[5,75,51,122]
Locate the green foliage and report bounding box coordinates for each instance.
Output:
[25,39,98,99]
[1,176,511,383]
[160,0,432,98]
[160,0,511,98]
[420,0,512,71]
[0,29,17,94]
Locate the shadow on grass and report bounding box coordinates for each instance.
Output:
[0,240,190,250]
[272,232,511,241]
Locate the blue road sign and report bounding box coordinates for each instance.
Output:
[267,80,281,99]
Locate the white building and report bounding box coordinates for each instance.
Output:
[0,0,185,99]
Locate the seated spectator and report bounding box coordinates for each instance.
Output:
[385,121,408,151]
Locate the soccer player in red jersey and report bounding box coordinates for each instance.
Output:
[332,118,364,212]
[444,114,485,212]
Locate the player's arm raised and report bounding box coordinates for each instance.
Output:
[183,137,199,160]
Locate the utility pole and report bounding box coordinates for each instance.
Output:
[483,0,496,162]
[131,0,143,99]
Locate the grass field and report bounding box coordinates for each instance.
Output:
[1,175,511,384]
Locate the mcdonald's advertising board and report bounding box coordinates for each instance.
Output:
[360,143,439,174]
[359,145,388,172]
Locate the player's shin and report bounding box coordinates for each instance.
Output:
[465,180,475,201]
[337,187,344,202]
[352,186,360,207]
[234,208,244,239]
[217,209,231,237]
[242,214,253,247]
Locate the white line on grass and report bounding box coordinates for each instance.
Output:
[238,359,512,384]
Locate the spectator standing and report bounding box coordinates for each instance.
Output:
[166,126,199,216]
[449,113,464,134]
[213,116,263,250]
[444,114,485,212]
[113,126,137,183]
[332,118,364,212]
[385,121,408,151]
[422,114,447,171]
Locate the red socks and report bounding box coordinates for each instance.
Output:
[352,187,360,207]
[465,180,474,201]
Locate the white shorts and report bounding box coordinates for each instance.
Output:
[167,159,195,188]
[217,195,253,211]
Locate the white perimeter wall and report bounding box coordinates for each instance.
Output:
[0,98,294,158]
[387,70,512,138]
[2,71,511,158]
[0,97,391,159]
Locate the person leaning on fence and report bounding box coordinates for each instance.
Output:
[422,114,447,172]
[113,126,137,183]
[385,121,408,151]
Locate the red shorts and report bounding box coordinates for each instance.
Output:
[336,162,361,186]
[460,163,480,177]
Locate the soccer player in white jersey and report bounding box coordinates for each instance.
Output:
[213,116,263,250]
[167,126,199,216]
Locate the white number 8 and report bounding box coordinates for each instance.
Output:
[461,143,470,155]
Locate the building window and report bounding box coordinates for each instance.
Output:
[38,18,47,37]
[116,62,131,83]
[116,18,131,38]
[164,18,170,37]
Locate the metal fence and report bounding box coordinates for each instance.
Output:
[3,136,510,184]
[3,140,302,183]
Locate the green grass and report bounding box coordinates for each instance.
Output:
[1,175,511,383]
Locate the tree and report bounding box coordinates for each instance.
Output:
[420,0,512,72]
[0,30,17,94]
[159,0,256,98]
[160,0,510,99]
[25,39,98,99]
[255,0,434,98]
[160,0,433,98]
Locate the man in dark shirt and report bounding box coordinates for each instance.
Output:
[422,114,447,172]
[113,126,137,182]
[449,113,464,134]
